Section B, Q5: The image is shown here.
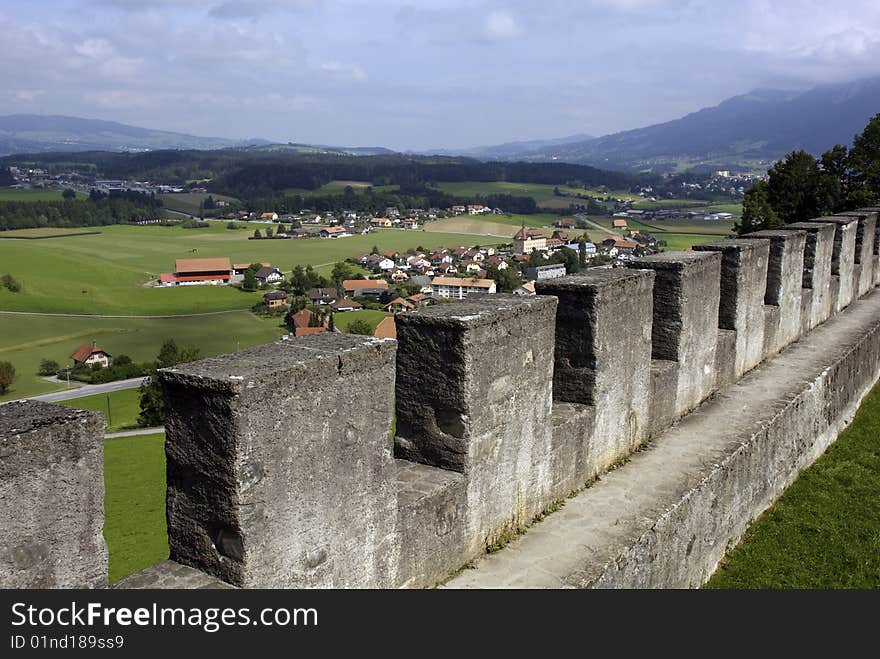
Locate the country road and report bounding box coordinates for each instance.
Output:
[25,376,148,403]
[576,213,623,239]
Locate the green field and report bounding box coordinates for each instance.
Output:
[657,233,724,251]
[60,388,143,432]
[0,312,284,401]
[0,223,500,315]
[0,188,87,202]
[332,309,391,333]
[284,181,400,196]
[157,192,240,215]
[707,381,880,589]
[104,433,168,583]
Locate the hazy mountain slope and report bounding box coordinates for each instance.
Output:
[0,114,267,155]
[527,77,880,171]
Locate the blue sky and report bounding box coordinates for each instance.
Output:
[2,1,879,149]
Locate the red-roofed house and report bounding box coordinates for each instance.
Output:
[70,341,111,368]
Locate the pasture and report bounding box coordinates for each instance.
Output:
[103,433,168,583]
[332,309,391,333]
[0,311,284,401]
[60,388,143,433]
[157,192,240,215]
[0,188,86,202]
[0,223,501,315]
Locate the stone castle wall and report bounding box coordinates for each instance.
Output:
[1,207,879,589]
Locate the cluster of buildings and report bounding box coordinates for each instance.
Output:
[156,258,283,287]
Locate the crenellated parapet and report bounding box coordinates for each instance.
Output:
[3,207,880,590]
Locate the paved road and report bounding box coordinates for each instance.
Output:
[27,376,147,403]
[576,213,623,239]
[105,427,164,439]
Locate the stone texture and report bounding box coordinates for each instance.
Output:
[836,210,877,298]
[740,229,806,356]
[627,251,721,418]
[811,216,858,312]
[113,560,234,589]
[862,207,880,286]
[693,239,769,377]
[536,269,654,473]
[444,288,880,589]
[395,295,558,555]
[0,400,107,588]
[778,222,834,330]
[394,459,467,588]
[159,333,399,588]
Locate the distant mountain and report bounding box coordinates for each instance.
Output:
[0,114,270,156]
[512,77,880,172]
[426,134,595,160]
[238,142,397,157]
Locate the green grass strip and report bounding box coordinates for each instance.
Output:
[706,382,880,589]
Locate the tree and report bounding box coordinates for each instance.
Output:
[1,274,21,292]
[578,240,588,267]
[265,226,273,238]
[242,267,258,292]
[226,221,239,230]
[371,245,379,255]
[38,359,60,376]
[486,265,521,293]
[328,312,335,332]
[736,180,781,235]
[346,319,373,335]
[138,340,201,427]
[848,113,880,207]
[0,361,15,395]
[330,261,355,284]
[0,167,15,187]
[765,150,827,223]
[62,188,76,200]
[253,228,262,239]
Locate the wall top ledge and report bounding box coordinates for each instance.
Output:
[627,250,721,271]
[395,294,557,329]
[535,268,654,292]
[158,332,394,390]
[810,215,858,225]
[780,222,836,233]
[0,399,100,438]
[692,238,770,252]
[739,229,807,241]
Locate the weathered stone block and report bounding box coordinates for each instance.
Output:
[395,295,557,554]
[862,207,880,286]
[536,269,654,473]
[394,460,467,588]
[810,216,858,311]
[0,400,107,588]
[627,251,721,417]
[693,239,769,378]
[160,333,399,588]
[836,210,877,297]
[740,229,806,356]
[778,222,834,330]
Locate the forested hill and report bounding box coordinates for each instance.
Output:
[0,150,640,200]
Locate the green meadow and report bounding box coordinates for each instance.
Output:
[157,192,241,215]
[0,223,502,315]
[0,311,284,401]
[103,433,168,583]
[0,188,87,202]
[332,309,391,333]
[59,388,144,432]
[707,381,880,589]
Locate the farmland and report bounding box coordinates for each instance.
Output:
[332,309,391,333]
[59,388,144,432]
[103,433,168,583]
[0,188,87,202]
[0,223,502,315]
[0,311,284,401]
[157,192,241,215]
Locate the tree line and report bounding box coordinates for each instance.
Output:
[738,113,880,234]
[0,191,164,231]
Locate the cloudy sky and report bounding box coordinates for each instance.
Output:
[2,1,879,150]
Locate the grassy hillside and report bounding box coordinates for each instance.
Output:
[0,312,284,401]
[0,223,500,315]
[0,188,87,201]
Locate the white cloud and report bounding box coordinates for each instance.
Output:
[484,9,522,41]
